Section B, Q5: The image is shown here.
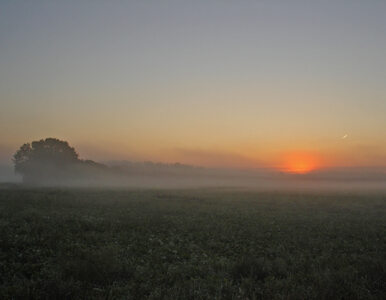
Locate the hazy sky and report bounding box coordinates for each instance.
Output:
[1,1,386,170]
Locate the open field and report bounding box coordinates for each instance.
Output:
[0,188,385,299]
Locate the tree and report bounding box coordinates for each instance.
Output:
[13,138,80,184]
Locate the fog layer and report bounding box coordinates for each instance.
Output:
[4,159,385,192]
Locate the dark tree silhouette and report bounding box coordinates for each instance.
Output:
[13,138,80,184]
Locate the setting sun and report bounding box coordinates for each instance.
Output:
[282,152,321,174]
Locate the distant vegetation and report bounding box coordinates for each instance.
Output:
[0,189,385,299]
[12,138,203,186]
[13,138,106,185]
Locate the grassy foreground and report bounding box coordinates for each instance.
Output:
[0,188,385,299]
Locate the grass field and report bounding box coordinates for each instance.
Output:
[0,188,385,299]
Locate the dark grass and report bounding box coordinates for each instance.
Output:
[0,188,385,299]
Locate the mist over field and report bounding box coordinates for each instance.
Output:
[0,164,19,183]
[2,156,385,192]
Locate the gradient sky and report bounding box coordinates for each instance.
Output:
[1,0,386,169]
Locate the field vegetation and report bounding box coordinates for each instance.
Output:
[0,188,385,299]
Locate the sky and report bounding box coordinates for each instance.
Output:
[1,0,386,171]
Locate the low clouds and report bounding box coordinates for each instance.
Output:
[171,148,262,169]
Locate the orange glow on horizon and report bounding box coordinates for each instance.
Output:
[281,151,322,174]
